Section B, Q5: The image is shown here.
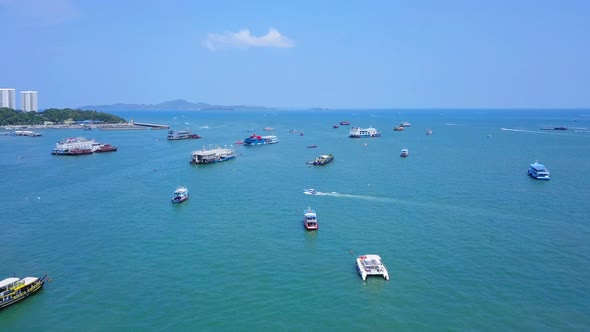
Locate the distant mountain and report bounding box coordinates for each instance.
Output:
[77,99,272,111]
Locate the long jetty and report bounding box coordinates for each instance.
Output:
[130,120,170,129]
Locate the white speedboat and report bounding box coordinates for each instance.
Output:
[303,189,318,195]
[356,255,389,281]
[528,162,550,180]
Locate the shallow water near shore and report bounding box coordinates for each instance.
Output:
[1,109,589,331]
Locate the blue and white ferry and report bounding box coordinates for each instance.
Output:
[243,134,279,146]
[528,162,550,180]
[349,126,381,138]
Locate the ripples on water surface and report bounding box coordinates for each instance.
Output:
[1,109,589,331]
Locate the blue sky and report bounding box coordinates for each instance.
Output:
[1,0,589,109]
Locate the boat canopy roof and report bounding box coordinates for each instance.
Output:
[530,163,547,170]
[21,277,39,286]
[0,277,20,288]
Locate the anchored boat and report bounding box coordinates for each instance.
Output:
[171,187,189,203]
[167,128,202,140]
[308,154,334,166]
[0,275,47,310]
[190,145,236,164]
[528,162,550,180]
[349,126,381,138]
[243,134,279,145]
[356,255,389,281]
[303,207,318,230]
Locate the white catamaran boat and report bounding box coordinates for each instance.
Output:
[356,255,389,281]
[528,162,550,180]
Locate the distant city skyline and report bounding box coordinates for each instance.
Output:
[1,0,589,109]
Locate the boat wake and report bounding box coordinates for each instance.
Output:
[500,127,578,136]
[303,189,396,203]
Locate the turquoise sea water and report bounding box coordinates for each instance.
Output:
[1,109,589,331]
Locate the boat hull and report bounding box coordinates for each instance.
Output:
[172,196,189,203]
[0,276,46,310]
[190,155,236,165]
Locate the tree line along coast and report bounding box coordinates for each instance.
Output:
[0,107,126,127]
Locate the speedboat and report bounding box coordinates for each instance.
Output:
[307,145,318,148]
[303,207,318,230]
[528,162,550,180]
[171,187,189,203]
[400,149,409,157]
[356,255,389,281]
[303,189,318,195]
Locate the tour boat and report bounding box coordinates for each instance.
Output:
[400,149,409,158]
[171,187,189,203]
[303,189,318,195]
[13,130,42,137]
[528,162,550,180]
[51,137,115,155]
[309,154,334,166]
[356,255,389,281]
[349,126,381,138]
[190,145,236,164]
[243,134,279,146]
[303,207,318,230]
[0,275,47,309]
[94,144,118,153]
[166,128,202,140]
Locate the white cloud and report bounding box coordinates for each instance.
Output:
[203,28,295,51]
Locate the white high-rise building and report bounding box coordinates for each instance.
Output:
[0,88,16,109]
[20,91,38,112]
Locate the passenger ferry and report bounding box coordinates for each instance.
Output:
[349,126,381,138]
[51,137,116,155]
[166,128,202,140]
[190,145,236,164]
[0,275,47,309]
[528,162,550,180]
[309,154,334,166]
[243,134,279,145]
[356,255,389,281]
[303,207,318,230]
[171,187,189,203]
